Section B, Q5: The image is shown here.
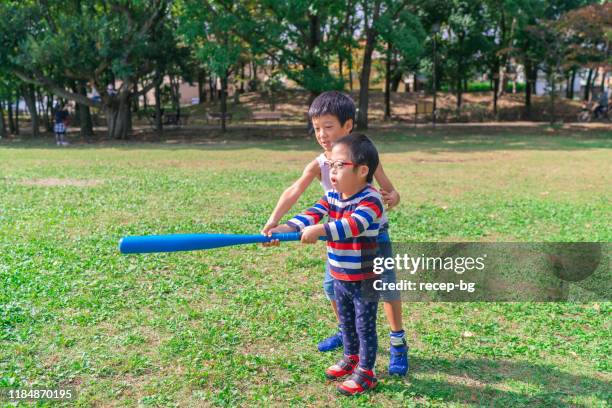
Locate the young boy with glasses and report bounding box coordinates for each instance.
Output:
[269,134,384,395]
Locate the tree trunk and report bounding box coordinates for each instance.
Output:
[0,103,6,138]
[105,104,118,139]
[589,68,597,97]
[170,76,180,116]
[76,82,93,139]
[71,84,82,127]
[14,91,20,135]
[390,52,402,92]
[209,75,216,102]
[105,92,131,139]
[498,65,507,97]
[45,94,54,131]
[456,78,463,109]
[251,63,258,91]
[493,81,498,116]
[198,69,207,103]
[525,60,533,117]
[130,83,138,113]
[390,75,402,92]
[384,42,391,120]
[126,96,132,134]
[348,44,354,92]
[357,0,381,130]
[548,69,556,125]
[492,63,500,117]
[154,80,163,132]
[7,100,15,134]
[413,74,418,92]
[390,71,402,92]
[36,88,44,122]
[240,63,245,93]
[220,71,228,132]
[568,69,576,99]
[583,68,593,101]
[22,85,39,137]
[140,80,148,111]
[338,52,344,84]
[234,85,240,105]
[304,12,324,104]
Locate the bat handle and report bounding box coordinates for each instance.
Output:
[268,232,327,242]
[268,232,301,242]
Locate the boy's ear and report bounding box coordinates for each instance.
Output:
[343,119,354,133]
[357,164,369,179]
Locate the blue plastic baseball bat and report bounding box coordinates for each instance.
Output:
[119,232,309,254]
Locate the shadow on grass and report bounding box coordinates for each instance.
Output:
[380,355,609,407]
[1,126,611,154]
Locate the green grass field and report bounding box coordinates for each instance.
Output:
[1,130,611,407]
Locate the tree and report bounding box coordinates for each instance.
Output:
[557,3,612,100]
[0,73,10,138]
[178,0,247,132]
[482,0,526,116]
[356,0,383,129]
[377,6,426,118]
[1,0,173,139]
[335,0,360,90]
[231,0,349,103]
[443,0,488,111]
[0,71,19,137]
[512,0,596,116]
[526,22,566,124]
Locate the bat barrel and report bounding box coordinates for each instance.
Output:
[119,232,302,254]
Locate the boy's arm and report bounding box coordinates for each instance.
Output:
[262,159,320,235]
[319,196,384,241]
[374,163,400,209]
[286,196,329,231]
[268,196,329,244]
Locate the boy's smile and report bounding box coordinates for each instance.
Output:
[311,114,353,154]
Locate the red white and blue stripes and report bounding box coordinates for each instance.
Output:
[287,185,384,281]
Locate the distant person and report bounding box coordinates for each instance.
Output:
[594,89,609,118]
[54,103,69,146]
[107,84,118,97]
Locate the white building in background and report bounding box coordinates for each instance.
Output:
[534,67,609,98]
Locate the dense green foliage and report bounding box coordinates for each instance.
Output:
[0,0,609,134]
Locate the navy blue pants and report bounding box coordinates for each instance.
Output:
[334,279,379,370]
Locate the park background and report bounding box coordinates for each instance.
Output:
[1,1,611,407]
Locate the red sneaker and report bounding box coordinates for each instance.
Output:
[325,355,359,380]
[337,367,378,396]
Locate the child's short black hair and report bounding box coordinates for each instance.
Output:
[308,91,356,127]
[334,133,379,183]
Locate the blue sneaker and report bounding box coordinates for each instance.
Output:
[389,336,409,376]
[318,331,343,352]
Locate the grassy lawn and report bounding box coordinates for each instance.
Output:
[1,130,610,407]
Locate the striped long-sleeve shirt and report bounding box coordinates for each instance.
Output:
[287,185,385,281]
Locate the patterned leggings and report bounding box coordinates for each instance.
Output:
[334,279,379,370]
